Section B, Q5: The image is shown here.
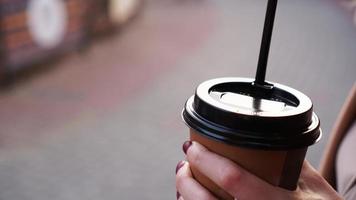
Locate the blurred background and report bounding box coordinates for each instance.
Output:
[0,0,355,199]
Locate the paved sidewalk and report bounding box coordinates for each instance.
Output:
[0,0,355,199]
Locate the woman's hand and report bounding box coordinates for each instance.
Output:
[175,141,343,200]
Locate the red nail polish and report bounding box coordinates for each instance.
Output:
[176,191,181,199]
[176,160,185,174]
[182,141,192,154]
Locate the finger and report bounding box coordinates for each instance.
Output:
[300,161,333,189]
[176,161,218,200]
[186,142,287,200]
[299,160,341,198]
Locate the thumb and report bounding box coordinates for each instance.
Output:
[298,161,342,199]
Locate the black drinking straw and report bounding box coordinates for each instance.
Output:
[255,0,278,85]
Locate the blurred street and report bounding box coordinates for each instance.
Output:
[0,0,355,199]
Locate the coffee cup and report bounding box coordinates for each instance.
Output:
[182,77,321,200]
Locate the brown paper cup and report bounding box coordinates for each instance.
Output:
[190,130,306,200]
[182,78,321,200]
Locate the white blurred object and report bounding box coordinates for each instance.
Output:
[109,0,141,25]
[27,0,68,49]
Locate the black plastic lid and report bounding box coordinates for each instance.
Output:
[182,77,321,150]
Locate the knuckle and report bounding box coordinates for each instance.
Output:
[218,166,242,191]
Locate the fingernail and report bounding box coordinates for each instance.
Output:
[176,191,181,199]
[176,160,185,174]
[182,141,192,154]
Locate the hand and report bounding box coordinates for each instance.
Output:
[175,141,343,200]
